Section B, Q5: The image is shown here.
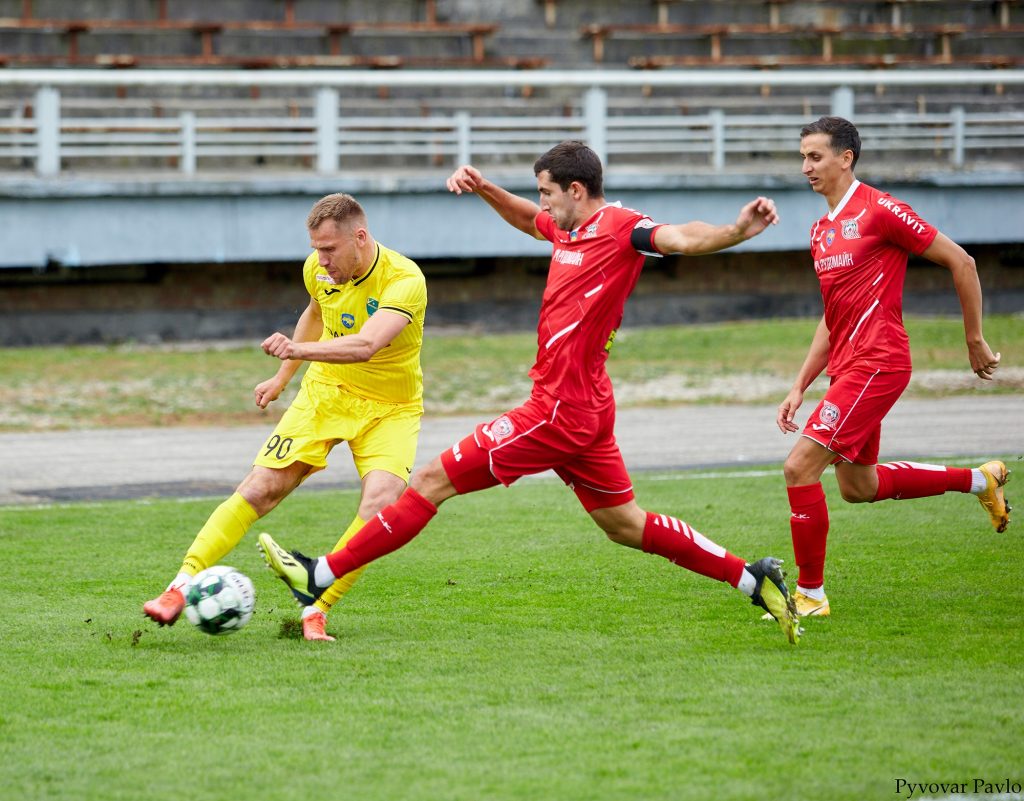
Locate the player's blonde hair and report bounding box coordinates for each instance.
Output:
[306,193,367,231]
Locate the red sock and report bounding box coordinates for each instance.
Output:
[874,461,972,501]
[325,487,437,578]
[788,483,829,590]
[641,511,746,586]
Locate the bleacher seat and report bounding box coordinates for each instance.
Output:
[0,0,544,69]
[578,0,1024,69]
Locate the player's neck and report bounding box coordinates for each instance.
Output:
[352,240,379,282]
[825,175,856,212]
[569,197,606,231]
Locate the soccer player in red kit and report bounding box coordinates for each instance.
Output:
[259,140,802,644]
[776,116,1010,618]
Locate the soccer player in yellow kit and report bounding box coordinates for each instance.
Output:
[143,193,427,641]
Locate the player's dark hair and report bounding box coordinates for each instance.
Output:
[534,140,604,197]
[306,193,367,231]
[801,116,861,170]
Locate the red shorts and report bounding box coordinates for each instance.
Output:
[801,368,911,464]
[439,387,635,512]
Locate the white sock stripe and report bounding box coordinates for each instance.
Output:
[692,529,727,558]
[881,461,945,472]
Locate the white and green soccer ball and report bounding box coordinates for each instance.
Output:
[184,566,255,635]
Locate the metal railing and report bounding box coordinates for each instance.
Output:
[2,69,1023,177]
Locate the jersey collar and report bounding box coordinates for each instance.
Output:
[352,243,380,287]
[827,180,861,221]
[570,201,619,239]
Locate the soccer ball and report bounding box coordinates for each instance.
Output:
[183,566,255,635]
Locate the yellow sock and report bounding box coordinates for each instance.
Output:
[181,493,259,575]
[313,515,369,614]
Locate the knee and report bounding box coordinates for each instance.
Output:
[408,459,455,506]
[408,462,441,495]
[783,455,807,487]
[357,486,403,519]
[236,478,278,517]
[784,449,828,488]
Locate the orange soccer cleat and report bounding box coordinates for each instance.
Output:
[143,586,186,626]
[302,611,336,642]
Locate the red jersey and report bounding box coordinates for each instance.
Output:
[810,180,937,375]
[532,203,662,409]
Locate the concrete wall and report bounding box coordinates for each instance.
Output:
[3,242,1022,345]
[3,170,1022,269]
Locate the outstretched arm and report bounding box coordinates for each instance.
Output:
[777,314,830,434]
[653,196,779,255]
[921,232,1000,379]
[446,165,544,239]
[262,309,410,365]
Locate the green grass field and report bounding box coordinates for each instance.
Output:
[2,469,1021,801]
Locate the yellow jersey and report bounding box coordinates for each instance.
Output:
[302,242,426,405]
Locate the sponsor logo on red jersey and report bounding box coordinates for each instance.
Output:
[553,249,584,266]
[814,252,854,274]
[876,197,928,234]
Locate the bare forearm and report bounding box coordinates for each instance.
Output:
[951,261,985,345]
[473,178,542,236]
[793,317,830,391]
[922,233,986,346]
[290,336,375,364]
[654,196,778,255]
[664,221,745,255]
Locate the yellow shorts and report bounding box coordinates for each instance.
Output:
[253,378,422,482]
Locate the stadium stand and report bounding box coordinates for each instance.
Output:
[0,0,1021,176]
[0,0,544,68]
[581,0,1024,67]
[1,0,1022,345]
[0,0,1021,72]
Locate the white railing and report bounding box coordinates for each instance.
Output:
[2,69,1023,177]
